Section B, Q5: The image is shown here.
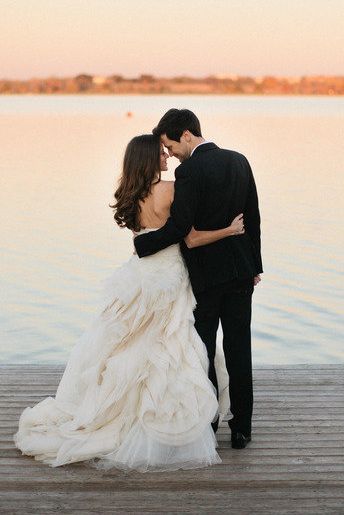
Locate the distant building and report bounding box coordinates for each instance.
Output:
[75,74,93,91]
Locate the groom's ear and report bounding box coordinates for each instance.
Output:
[183,130,192,142]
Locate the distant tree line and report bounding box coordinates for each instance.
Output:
[0,74,343,95]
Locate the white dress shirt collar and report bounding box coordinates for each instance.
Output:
[190,140,211,157]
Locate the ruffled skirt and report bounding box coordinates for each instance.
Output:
[14,243,224,471]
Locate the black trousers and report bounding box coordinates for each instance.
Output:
[194,278,254,436]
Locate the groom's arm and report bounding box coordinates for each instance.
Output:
[134,163,199,258]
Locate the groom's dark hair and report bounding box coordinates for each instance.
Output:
[153,109,202,142]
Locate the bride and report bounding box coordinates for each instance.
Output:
[14,134,245,472]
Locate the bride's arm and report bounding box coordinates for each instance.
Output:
[184,214,244,249]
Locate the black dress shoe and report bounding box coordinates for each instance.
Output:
[231,432,251,449]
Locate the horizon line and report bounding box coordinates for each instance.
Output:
[2,73,344,81]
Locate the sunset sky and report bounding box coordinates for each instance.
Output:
[1,0,343,79]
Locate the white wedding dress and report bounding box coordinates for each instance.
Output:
[14,230,228,472]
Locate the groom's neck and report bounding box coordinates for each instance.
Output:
[189,136,205,152]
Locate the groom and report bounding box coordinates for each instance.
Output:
[134,109,262,449]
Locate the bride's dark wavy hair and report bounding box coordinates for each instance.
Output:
[110,134,161,232]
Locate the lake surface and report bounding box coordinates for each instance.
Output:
[0,95,343,364]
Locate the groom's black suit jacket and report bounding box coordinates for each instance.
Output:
[134,143,262,294]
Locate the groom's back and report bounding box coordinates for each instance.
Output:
[192,147,250,228]
[179,144,261,292]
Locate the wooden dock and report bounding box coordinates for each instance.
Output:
[1,364,343,514]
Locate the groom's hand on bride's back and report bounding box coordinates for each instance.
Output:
[254,275,261,286]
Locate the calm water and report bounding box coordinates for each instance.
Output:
[0,95,343,364]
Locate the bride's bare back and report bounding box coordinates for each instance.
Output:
[138,180,174,229]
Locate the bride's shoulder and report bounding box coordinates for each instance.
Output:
[151,180,174,204]
[154,179,174,188]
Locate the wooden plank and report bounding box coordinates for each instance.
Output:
[1,384,343,392]
[3,455,344,467]
[216,438,344,447]
[3,363,342,369]
[4,446,344,457]
[2,388,344,398]
[6,427,343,437]
[0,490,343,514]
[14,412,344,424]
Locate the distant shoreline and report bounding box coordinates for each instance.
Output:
[1,74,343,95]
[1,92,344,97]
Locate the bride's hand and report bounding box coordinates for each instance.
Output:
[184,227,197,248]
[229,213,245,235]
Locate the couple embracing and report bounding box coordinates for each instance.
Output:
[15,109,262,472]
